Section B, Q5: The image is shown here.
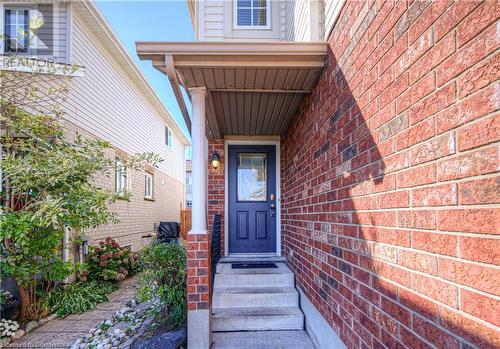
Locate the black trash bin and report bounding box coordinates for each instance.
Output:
[156,222,180,244]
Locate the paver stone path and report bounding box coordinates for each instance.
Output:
[7,275,139,349]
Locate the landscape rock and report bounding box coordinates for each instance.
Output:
[133,301,152,316]
[132,328,186,349]
[0,337,12,347]
[109,321,128,333]
[25,321,38,333]
[12,329,25,340]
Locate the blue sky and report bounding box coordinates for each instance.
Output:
[95,0,194,139]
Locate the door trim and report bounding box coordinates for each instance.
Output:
[224,139,281,257]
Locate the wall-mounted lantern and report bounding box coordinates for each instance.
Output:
[212,151,220,170]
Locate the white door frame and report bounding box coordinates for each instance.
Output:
[224,138,281,257]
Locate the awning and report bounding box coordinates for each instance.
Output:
[136,41,327,139]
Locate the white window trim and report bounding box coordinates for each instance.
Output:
[165,125,173,150]
[233,0,271,30]
[144,173,153,199]
[115,158,127,195]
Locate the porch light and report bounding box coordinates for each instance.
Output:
[212,151,220,169]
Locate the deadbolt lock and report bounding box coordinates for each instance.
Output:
[270,193,275,201]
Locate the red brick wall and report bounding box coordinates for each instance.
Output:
[187,233,210,310]
[208,140,225,256]
[281,1,499,349]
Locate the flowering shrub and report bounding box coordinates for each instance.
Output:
[0,319,19,338]
[0,290,16,308]
[86,237,140,282]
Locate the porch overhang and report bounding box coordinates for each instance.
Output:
[136,41,328,139]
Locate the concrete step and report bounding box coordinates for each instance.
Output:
[213,286,299,309]
[212,306,304,332]
[217,256,286,271]
[214,262,295,288]
[212,330,315,349]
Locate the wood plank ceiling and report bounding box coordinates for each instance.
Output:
[136,42,328,139]
[178,67,322,137]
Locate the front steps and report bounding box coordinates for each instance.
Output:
[212,331,315,349]
[211,259,315,348]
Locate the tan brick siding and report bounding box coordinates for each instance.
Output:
[64,120,184,251]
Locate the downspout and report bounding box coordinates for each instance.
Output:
[63,224,70,283]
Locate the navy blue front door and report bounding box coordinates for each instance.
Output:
[228,145,277,254]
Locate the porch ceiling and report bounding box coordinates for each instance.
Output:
[136,42,328,139]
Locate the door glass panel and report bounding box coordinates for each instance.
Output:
[238,153,267,201]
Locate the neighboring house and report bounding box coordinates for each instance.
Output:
[1,0,190,252]
[138,1,498,349]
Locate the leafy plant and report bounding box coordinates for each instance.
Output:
[86,237,141,282]
[48,281,117,317]
[138,242,187,328]
[99,321,112,331]
[1,79,160,320]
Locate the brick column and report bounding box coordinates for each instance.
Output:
[187,233,210,310]
[208,139,225,256]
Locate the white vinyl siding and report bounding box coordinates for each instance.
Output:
[67,13,185,183]
[196,0,285,41]
[324,0,343,40]
[284,0,310,41]
[198,0,224,40]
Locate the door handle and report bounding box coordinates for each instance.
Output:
[270,193,275,201]
[270,203,276,209]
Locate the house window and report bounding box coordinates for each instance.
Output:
[115,158,127,195]
[144,173,153,199]
[234,0,270,28]
[4,8,30,53]
[165,126,172,149]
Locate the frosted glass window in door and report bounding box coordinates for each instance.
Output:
[237,153,267,201]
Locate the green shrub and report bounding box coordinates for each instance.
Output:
[49,281,117,317]
[138,242,186,328]
[86,237,141,282]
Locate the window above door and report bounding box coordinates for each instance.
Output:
[234,0,270,29]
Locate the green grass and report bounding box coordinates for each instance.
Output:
[49,281,117,317]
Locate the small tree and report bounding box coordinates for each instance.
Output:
[0,57,161,321]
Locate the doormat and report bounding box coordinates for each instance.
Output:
[231,262,278,269]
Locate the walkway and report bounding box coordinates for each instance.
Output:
[7,275,139,349]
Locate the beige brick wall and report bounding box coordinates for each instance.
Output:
[64,120,184,251]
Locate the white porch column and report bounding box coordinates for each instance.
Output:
[190,87,208,234]
[187,87,210,349]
